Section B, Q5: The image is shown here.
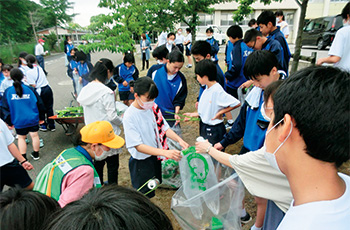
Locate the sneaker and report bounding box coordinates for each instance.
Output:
[39,124,47,132]
[30,151,40,160]
[40,139,44,148]
[186,64,192,68]
[225,122,233,130]
[49,125,56,132]
[240,212,252,224]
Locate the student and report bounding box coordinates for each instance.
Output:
[35,121,125,207]
[0,187,60,230]
[34,38,48,75]
[225,40,233,70]
[175,28,185,53]
[44,185,173,230]
[75,51,93,87]
[123,77,189,198]
[140,33,151,70]
[113,53,139,106]
[0,118,34,191]
[1,68,45,161]
[151,50,187,127]
[65,38,74,60]
[160,32,180,53]
[248,19,258,29]
[146,45,169,78]
[0,64,14,97]
[184,28,193,68]
[77,61,123,185]
[66,48,81,96]
[316,2,350,72]
[206,27,220,62]
[275,11,289,39]
[18,52,30,80]
[154,30,168,48]
[25,54,55,132]
[257,10,291,75]
[184,59,240,151]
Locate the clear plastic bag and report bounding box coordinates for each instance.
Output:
[115,101,128,116]
[73,72,83,96]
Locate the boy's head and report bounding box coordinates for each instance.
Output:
[75,51,87,64]
[243,29,264,50]
[2,64,13,78]
[257,11,276,36]
[123,53,135,68]
[195,59,217,84]
[226,25,243,43]
[206,27,214,38]
[191,41,211,63]
[341,2,350,24]
[167,32,176,45]
[152,45,169,64]
[186,28,191,34]
[243,50,279,89]
[248,18,258,28]
[268,66,349,172]
[134,77,159,101]
[166,50,184,75]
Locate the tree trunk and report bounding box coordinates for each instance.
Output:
[55,16,61,52]
[291,0,309,74]
[29,12,38,42]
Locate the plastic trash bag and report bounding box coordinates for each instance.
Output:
[73,72,83,96]
[115,101,128,116]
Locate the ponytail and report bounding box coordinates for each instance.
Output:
[10,68,24,97]
[25,54,36,69]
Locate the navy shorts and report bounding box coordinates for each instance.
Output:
[0,160,32,191]
[129,156,162,198]
[119,91,135,101]
[185,45,191,56]
[16,125,39,136]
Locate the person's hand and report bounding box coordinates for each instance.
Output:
[174,114,181,126]
[122,80,128,87]
[22,161,34,170]
[178,139,189,150]
[211,112,223,120]
[39,120,45,125]
[183,113,193,122]
[79,77,82,83]
[7,125,14,130]
[239,80,253,89]
[130,86,134,93]
[195,139,211,153]
[214,142,224,150]
[316,58,325,66]
[195,101,199,110]
[164,149,182,161]
[74,68,78,74]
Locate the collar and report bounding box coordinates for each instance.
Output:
[245,86,263,109]
[269,27,280,36]
[75,146,93,163]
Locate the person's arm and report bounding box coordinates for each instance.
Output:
[135,144,182,161]
[173,74,188,111]
[102,92,122,127]
[196,140,232,167]
[183,112,199,122]
[165,128,189,149]
[132,67,139,80]
[212,39,220,55]
[212,105,240,120]
[113,66,124,83]
[8,143,33,170]
[31,87,46,122]
[225,45,242,81]
[316,55,341,65]
[1,90,13,126]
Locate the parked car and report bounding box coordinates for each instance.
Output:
[196,25,226,45]
[302,15,343,50]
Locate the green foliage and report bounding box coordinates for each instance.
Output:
[40,0,74,25]
[0,42,37,64]
[44,32,59,50]
[232,0,282,22]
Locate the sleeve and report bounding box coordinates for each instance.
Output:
[0,119,15,145]
[283,23,290,36]
[1,90,12,126]
[101,92,122,127]
[67,62,73,79]
[58,165,94,208]
[26,69,36,85]
[81,62,94,82]
[270,43,284,70]
[211,39,220,55]
[132,67,139,80]
[225,44,228,64]
[173,74,188,109]
[328,30,343,58]
[31,87,46,121]
[113,66,124,83]
[123,115,143,149]
[225,45,242,81]
[220,103,247,148]
[146,66,153,78]
[216,90,240,108]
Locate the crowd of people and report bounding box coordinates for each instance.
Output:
[0,5,349,230]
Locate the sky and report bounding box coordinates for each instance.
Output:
[32,0,111,27]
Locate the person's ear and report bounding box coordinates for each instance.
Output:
[205,54,211,59]
[278,114,293,142]
[270,66,278,76]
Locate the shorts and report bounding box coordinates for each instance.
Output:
[225,86,238,99]
[119,91,135,101]
[16,125,39,136]
[185,43,191,56]
[0,160,32,191]
[129,156,162,198]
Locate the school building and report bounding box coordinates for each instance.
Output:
[37,26,89,45]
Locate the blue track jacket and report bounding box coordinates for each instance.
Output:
[114,63,139,92]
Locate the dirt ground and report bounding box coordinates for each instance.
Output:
[110,53,350,230]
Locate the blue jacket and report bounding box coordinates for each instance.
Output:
[198,63,225,101]
[206,37,220,62]
[113,63,139,92]
[147,64,164,78]
[77,61,93,87]
[1,84,45,128]
[262,37,284,72]
[65,44,74,56]
[225,40,234,69]
[152,65,187,115]
[225,40,253,90]
[268,28,291,75]
[67,60,78,79]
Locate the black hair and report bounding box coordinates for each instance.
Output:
[206,27,214,33]
[44,185,172,230]
[89,61,108,83]
[168,50,184,63]
[190,40,211,58]
[25,54,36,69]
[2,64,13,72]
[10,68,24,97]
[243,50,279,80]
[99,58,114,72]
[167,32,175,39]
[71,131,88,146]
[273,66,350,167]
[18,51,28,67]
[195,59,216,81]
[0,187,60,230]
[123,53,135,64]
[257,10,276,27]
[134,77,158,99]
[248,18,257,27]
[243,29,262,44]
[263,80,283,102]
[186,28,191,33]
[152,45,169,60]
[275,10,285,21]
[75,51,87,62]
[341,2,350,20]
[226,25,243,39]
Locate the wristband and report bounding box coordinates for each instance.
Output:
[20,160,27,165]
[206,144,212,154]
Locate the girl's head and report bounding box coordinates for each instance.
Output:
[18,51,28,67]
[134,77,158,101]
[99,58,114,79]
[25,54,36,69]
[75,51,87,64]
[2,65,13,78]
[141,33,146,40]
[10,68,24,97]
[89,61,108,84]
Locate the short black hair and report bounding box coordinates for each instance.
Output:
[275,10,284,17]
[257,10,276,27]
[89,61,108,83]
[273,66,350,167]
[206,27,214,33]
[263,80,283,102]
[248,18,257,27]
[341,2,350,20]
[152,45,169,60]
[186,28,191,33]
[0,187,60,230]
[195,59,217,81]
[99,58,114,72]
[167,32,175,38]
[18,51,28,67]
[243,50,279,80]
[123,53,135,64]
[134,77,159,99]
[75,51,87,62]
[2,64,13,72]
[226,25,243,39]
[44,185,173,230]
[191,41,211,58]
[243,29,262,44]
[168,50,184,63]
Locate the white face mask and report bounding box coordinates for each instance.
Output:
[68,41,72,45]
[207,35,212,39]
[21,60,27,65]
[137,97,154,110]
[264,118,293,173]
[260,102,271,122]
[94,145,109,161]
[157,60,163,65]
[168,40,174,45]
[41,42,45,46]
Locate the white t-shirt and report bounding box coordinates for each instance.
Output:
[123,104,169,160]
[277,173,350,230]
[277,21,290,36]
[26,65,49,95]
[158,32,168,46]
[184,33,192,43]
[175,33,184,45]
[0,119,15,167]
[35,43,45,56]
[0,78,13,95]
[328,25,350,72]
[198,83,240,125]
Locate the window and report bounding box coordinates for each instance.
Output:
[199,13,213,26]
[221,12,234,26]
[285,13,294,25]
[304,21,315,31]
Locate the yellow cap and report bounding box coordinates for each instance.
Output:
[80,121,125,149]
